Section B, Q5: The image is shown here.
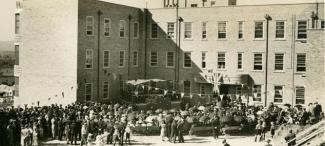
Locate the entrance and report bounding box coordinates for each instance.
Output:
[219,85,229,95]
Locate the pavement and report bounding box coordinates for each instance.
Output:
[41,135,273,146]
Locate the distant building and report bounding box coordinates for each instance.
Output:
[15,0,325,106]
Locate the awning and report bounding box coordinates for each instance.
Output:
[219,74,249,85]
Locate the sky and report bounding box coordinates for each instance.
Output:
[0,0,321,41]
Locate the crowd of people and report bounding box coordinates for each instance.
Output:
[0,95,323,146]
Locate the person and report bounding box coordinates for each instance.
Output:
[265,139,272,146]
[177,117,184,143]
[124,124,131,144]
[222,139,230,146]
[170,119,178,143]
[255,120,262,142]
[65,122,71,144]
[270,122,275,138]
[32,125,38,146]
[80,123,88,146]
[160,120,167,141]
[112,125,119,146]
[211,115,220,139]
[21,125,30,146]
[261,120,267,141]
[86,133,93,146]
[285,129,296,146]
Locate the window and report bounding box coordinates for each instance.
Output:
[237,53,242,70]
[217,52,226,69]
[238,21,243,39]
[254,53,263,71]
[275,53,284,71]
[191,4,198,7]
[202,22,207,39]
[151,23,158,38]
[150,51,158,66]
[253,85,262,102]
[166,52,175,67]
[296,54,306,72]
[275,21,285,39]
[15,45,19,65]
[228,0,237,5]
[104,18,111,36]
[202,52,207,69]
[167,22,175,39]
[184,80,191,96]
[85,49,93,69]
[133,51,138,66]
[274,86,283,103]
[200,85,206,95]
[236,86,242,95]
[297,21,307,39]
[86,16,94,35]
[184,52,192,68]
[85,83,92,101]
[15,14,20,34]
[133,22,139,38]
[254,21,264,39]
[218,22,227,39]
[119,20,126,38]
[103,50,110,68]
[184,22,192,39]
[103,81,109,99]
[119,75,124,93]
[321,20,325,29]
[119,51,125,67]
[296,86,305,104]
[211,1,216,6]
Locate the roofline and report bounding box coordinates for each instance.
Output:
[147,2,324,10]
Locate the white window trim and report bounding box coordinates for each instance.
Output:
[320,19,325,29]
[133,22,139,39]
[85,49,93,69]
[253,52,264,71]
[103,50,110,68]
[217,21,227,40]
[201,51,207,69]
[166,51,175,68]
[295,85,305,105]
[119,50,125,68]
[274,20,286,40]
[200,84,206,95]
[296,53,306,73]
[217,52,226,70]
[184,22,193,40]
[133,51,139,67]
[238,21,244,40]
[274,85,284,103]
[103,18,111,37]
[150,23,159,39]
[103,81,109,99]
[85,83,93,101]
[119,20,126,38]
[274,53,285,72]
[201,22,208,40]
[150,51,158,67]
[166,22,176,39]
[253,84,262,102]
[183,80,191,95]
[253,20,265,40]
[183,52,192,68]
[296,20,308,40]
[86,16,94,36]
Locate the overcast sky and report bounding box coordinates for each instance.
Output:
[0,0,321,41]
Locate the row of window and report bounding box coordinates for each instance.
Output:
[85,49,306,73]
[86,16,139,38]
[84,81,305,104]
[151,20,325,40]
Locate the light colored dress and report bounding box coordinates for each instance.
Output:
[160,123,166,138]
[32,128,38,146]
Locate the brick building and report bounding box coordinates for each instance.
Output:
[14,0,325,106]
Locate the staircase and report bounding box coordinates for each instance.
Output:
[286,119,325,146]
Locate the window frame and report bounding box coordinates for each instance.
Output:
[103,81,110,99]
[217,21,227,39]
[133,51,139,67]
[119,20,126,38]
[151,23,158,39]
[295,86,305,104]
[275,21,285,39]
[274,53,284,72]
[85,49,93,69]
[86,16,94,36]
[253,53,263,71]
[297,20,307,40]
[183,80,191,97]
[183,52,192,68]
[253,85,262,102]
[238,21,244,40]
[167,22,175,39]
[296,53,306,73]
[217,52,226,70]
[85,83,93,101]
[119,50,125,67]
[184,22,193,39]
[201,52,207,69]
[133,22,139,39]
[150,51,158,67]
[15,13,20,34]
[166,51,175,68]
[202,22,208,40]
[274,85,284,103]
[103,50,110,68]
[103,18,111,37]
[237,52,243,70]
[254,21,264,39]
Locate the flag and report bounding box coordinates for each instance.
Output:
[164,90,168,95]
[181,92,185,98]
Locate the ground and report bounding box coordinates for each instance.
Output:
[41,135,272,146]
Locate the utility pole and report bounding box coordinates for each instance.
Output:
[97,10,102,103]
[264,14,272,106]
[174,0,179,91]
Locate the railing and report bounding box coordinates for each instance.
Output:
[286,119,325,146]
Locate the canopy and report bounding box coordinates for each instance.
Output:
[126,79,166,85]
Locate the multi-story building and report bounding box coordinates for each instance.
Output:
[15,0,325,106]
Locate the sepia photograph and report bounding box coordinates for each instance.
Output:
[0,0,324,145]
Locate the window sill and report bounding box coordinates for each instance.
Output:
[183,66,192,69]
[85,68,93,70]
[295,72,306,75]
[216,39,227,41]
[103,67,110,69]
[252,70,264,72]
[183,38,194,41]
[201,39,208,41]
[150,38,159,40]
[166,66,175,69]
[253,38,265,41]
[149,66,159,68]
[237,69,244,72]
[118,66,125,68]
[237,39,244,41]
[274,38,286,41]
[217,69,227,71]
[274,70,285,73]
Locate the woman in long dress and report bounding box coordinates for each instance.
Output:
[160,120,167,141]
[32,125,38,146]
